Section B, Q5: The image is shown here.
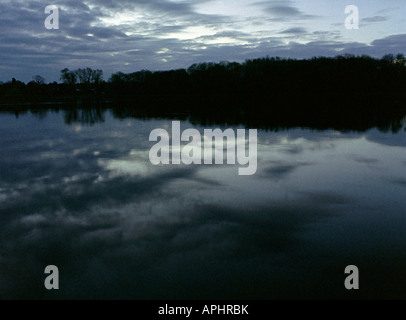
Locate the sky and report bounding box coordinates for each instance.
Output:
[0,0,405,83]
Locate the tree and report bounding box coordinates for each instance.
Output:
[74,68,103,84]
[109,72,128,83]
[395,53,406,66]
[60,68,77,85]
[92,69,103,84]
[32,75,45,84]
[381,54,395,63]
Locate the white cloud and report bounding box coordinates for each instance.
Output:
[0,0,405,82]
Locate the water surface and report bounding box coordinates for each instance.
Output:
[0,109,405,299]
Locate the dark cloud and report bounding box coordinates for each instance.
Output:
[280,27,307,34]
[0,0,405,82]
[361,16,387,23]
[349,155,379,164]
[391,178,406,187]
[260,161,313,180]
[298,191,353,206]
[0,0,235,81]
[198,30,251,40]
[376,7,400,15]
[281,144,304,154]
[369,34,406,52]
[269,5,302,16]
[255,1,317,20]
[360,15,388,27]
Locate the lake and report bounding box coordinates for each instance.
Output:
[0,109,405,299]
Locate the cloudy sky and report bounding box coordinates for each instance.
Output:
[0,0,405,83]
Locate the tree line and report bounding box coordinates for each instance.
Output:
[1,54,406,131]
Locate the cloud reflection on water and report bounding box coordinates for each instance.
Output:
[0,111,405,299]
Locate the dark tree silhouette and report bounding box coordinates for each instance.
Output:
[60,68,77,85]
[1,54,406,132]
[32,75,45,85]
[75,68,103,85]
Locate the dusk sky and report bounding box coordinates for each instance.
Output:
[1,0,405,83]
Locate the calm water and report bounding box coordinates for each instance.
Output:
[0,110,405,299]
